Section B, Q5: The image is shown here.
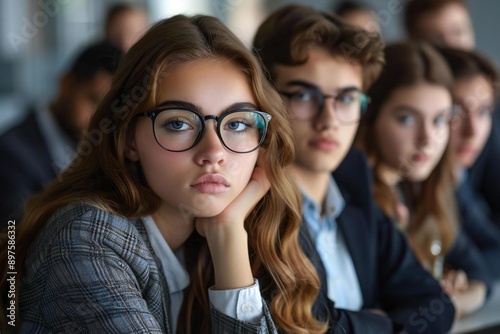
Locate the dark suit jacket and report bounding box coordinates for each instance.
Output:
[469,109,500,225]
[301,149,455,334]
[0,111,59,227]
[456,176,500,280]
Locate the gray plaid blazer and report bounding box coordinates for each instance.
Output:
[19,202,277,333]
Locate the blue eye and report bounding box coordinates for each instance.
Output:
[164,119,191,131]
[434,115,448,126]
[336,93,356,105]
[170,120,185,129]
[292,90,315,102]
[226,121,249,132]
[396,115,415,125]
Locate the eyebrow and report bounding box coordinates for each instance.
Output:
[155,100,198,110]
[154,100,259,113]
[455,99,493,109]
[227,102,260,111]
[392,105,452,116]
[285,80,360,93]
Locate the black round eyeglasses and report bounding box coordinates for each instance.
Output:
[136,106,272,153]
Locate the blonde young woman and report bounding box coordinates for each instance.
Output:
[0,15,327,334]
[357,42,491,319]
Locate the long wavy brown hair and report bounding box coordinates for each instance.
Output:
[0,15,326,334]
[356,42,458,266]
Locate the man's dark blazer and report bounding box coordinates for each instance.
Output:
[456,175,500,280]
[301,149,455,334]
[469,110,500,225]
[0,111,58,227]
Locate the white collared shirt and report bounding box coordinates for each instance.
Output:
[35,106,76,173]
[142,216,263,331]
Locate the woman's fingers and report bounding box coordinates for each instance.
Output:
[441,270,469,295]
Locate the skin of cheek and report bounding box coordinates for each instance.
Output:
[373,113,412,176]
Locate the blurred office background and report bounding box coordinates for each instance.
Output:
[1,0,499,134]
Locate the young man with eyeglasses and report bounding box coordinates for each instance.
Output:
[254,5,455,333]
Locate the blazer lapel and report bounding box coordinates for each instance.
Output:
[133,219,173,334]
[299,221,328,290]
[336,206,372,307]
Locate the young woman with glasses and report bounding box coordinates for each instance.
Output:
[0,15,327,334]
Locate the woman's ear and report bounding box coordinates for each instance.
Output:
[124,125,140,161]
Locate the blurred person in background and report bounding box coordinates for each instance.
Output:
[405,0,500,228]
[356,42,491,320]
[404,0,474,50]
[0,41,122,227]
[334,0,381,34]
[438,47,500,279]
[104,3,149,52]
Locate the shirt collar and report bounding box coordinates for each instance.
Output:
[457,167,468,187]
[35,105,76,173]
[325,176,345,219]
[302,175,346,222]
[141,215,190,294]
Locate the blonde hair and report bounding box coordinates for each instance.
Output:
[0,15,326,333]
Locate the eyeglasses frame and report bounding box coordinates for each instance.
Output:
[280,82,371,124]
[136,106,272,153]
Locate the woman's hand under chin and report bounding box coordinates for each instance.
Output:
[195,152,271,290]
